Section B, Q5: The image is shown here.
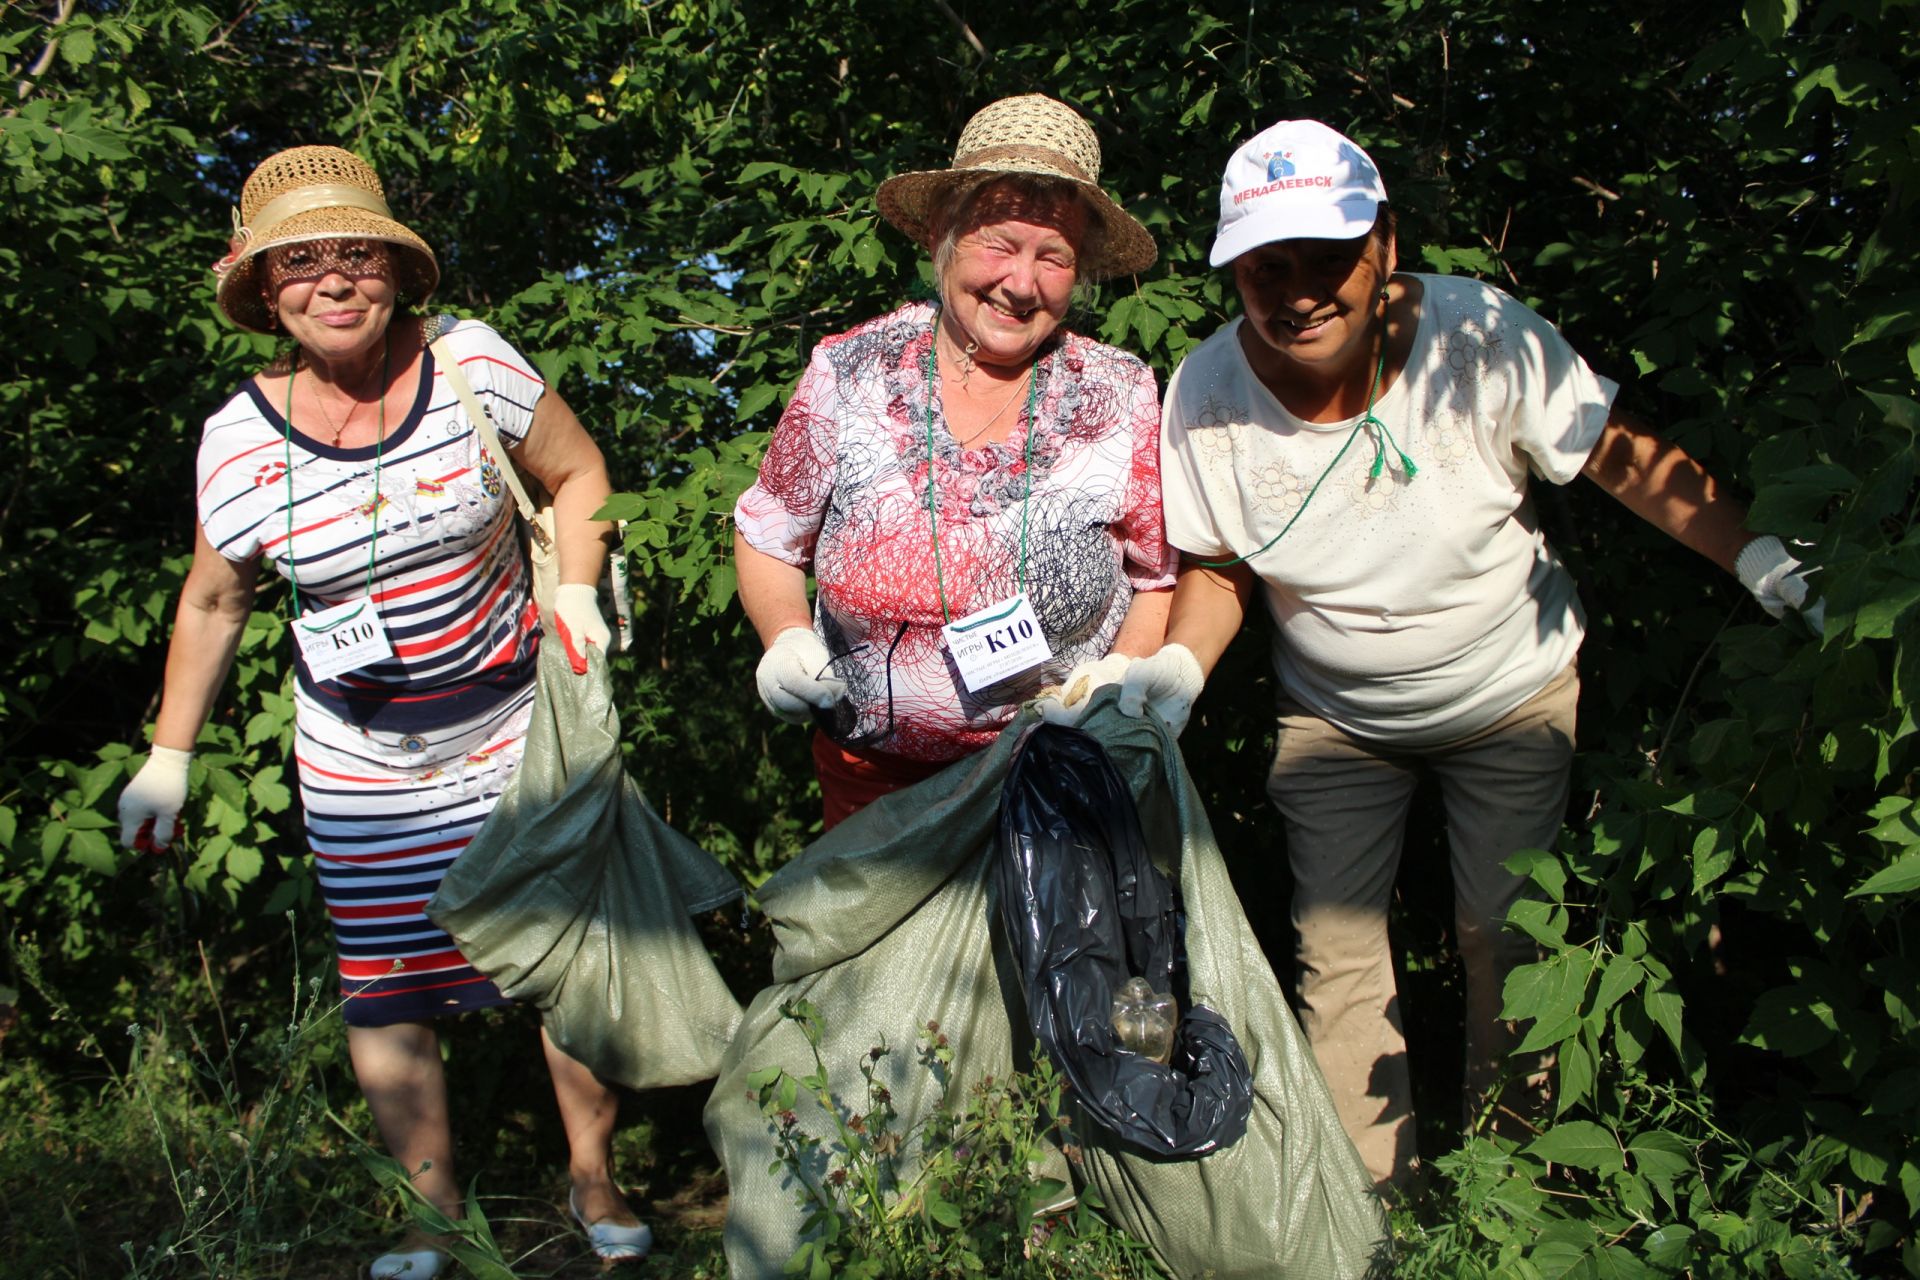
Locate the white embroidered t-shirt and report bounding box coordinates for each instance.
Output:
[1161,274,1617,747]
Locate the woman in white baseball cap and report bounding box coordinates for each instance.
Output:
[1108,118,1824,1189]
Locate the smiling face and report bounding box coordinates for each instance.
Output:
[1232,219,1396,393]
[934,179,1087,372]
[263,238,397,371]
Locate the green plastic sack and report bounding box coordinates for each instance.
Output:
[703,691,1390,1279]
[427,643,743,1090]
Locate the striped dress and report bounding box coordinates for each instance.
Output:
[197,318,545,1026]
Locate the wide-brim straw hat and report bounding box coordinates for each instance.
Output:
[876,94,1156,281]
[211,145,439,335]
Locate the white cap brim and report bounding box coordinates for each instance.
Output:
[1208,195,1383,267]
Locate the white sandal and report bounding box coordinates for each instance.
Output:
[569,1188,653,1263]
[367,1243,448,1279]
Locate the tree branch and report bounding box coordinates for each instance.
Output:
[926,0,988,60]
[14,0,79,102]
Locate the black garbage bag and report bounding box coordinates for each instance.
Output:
[996,722,1253,1157]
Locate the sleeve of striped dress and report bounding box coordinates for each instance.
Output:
[444,319,549,447]
[195,396,274,563]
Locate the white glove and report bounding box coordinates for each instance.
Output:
[1035,653,1134,726]
[1735,536,1825,635]
[552,583,611,674]
[118,745,192,851]
[1115,644,1205,737]
[755,626,846,724]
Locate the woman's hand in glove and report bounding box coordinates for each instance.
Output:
[755,627,846,723]
[553,583,611,675]
[118,745,192,852]
[1035,653,1135,725]
[1115,644,1205,737]
[1735,536,1825,635]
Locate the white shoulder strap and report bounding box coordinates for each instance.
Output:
[430,334,542,529]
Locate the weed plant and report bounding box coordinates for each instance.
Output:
[749,998,1167,1280]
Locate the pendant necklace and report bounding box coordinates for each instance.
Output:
[947,365,1034,448]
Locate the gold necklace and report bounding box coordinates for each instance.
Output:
[305,364,385,445]
[946,365,1033,448]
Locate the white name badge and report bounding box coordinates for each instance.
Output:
[942,593,1053,694]
[294,599,395,682]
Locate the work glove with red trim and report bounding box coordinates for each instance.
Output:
[553,582,611,674]
[118,745,192,852]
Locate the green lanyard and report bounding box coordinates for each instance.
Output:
[923,321,1042,625]
[282,333,390,629]
[1197,314,1417,570]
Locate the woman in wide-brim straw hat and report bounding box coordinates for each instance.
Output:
[116,145,653,1276]
[733,92,1175,826]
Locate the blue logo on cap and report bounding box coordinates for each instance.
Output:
[1265,151,1296,180]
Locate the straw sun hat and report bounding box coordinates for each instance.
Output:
[876,94,1156,280]
[211,145,439,334]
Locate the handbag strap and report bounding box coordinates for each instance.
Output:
[430,334,551,549]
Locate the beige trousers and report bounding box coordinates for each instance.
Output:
[1265,664,1578,1187]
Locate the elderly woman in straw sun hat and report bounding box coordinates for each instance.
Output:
[112,146,652,1275]
[734,93,1175,826]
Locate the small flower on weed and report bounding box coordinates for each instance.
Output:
[827,1167,849,1187]
[848,1113,867,1134]
[778,1109,799,1131]
[1062,1142,1083,1166]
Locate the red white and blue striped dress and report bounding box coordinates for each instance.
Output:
[197,318,544,1026]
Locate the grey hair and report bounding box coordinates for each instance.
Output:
[927,173,1103,318]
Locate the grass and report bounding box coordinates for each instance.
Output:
[0,934,735,1280]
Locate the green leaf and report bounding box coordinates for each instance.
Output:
[735,382,781,423]
[225,844,264,883]
[1691,825,1735,894]
[59,27,96,67]
[1644,987,1685,1056]
[1642,1224,1694,1268]
[1590,956,1645,1023]
[925,1193,962,1229]
[1527,1120,1624,1174]
[68,828,116,873]
[1556,1035,1593,1115]
[1740,985,1835,1055]
[1851,854,1920,898]
[1626,1130,1693,1190]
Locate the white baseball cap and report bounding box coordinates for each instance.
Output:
[1208,120,1388,267]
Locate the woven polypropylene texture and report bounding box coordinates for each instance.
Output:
[427,642,744,1090]
[703,690,1391,1279]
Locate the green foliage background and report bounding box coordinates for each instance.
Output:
[3,0,1918,1274]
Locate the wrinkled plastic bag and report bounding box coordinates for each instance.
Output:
[997,724,1253,1157]
[428,642,743,1090]
[705,690,1389,1279]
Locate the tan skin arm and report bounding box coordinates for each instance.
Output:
[1110,585,1173,657]
[1162,557,1259,678]
[1580,410,1756,574]
[736,534,815,648]
[150,523,261,752]
[510,388,613,587]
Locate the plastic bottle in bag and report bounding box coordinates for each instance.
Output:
[1111,977,1177,1064]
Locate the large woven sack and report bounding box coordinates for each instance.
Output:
[428,642,744,1089]
[704,691,1390,1278]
